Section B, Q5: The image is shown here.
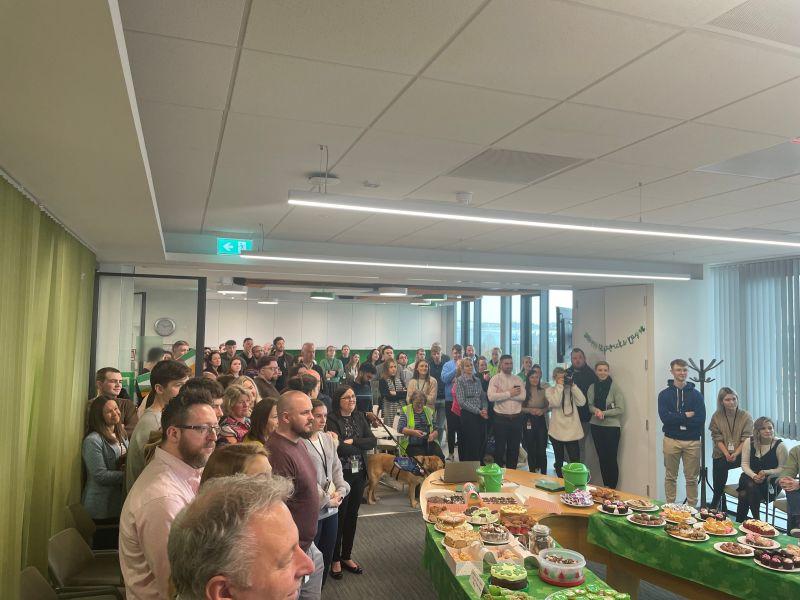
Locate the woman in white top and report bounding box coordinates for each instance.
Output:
[545,366,586,478]
[406,359,438,409]
[736,416,787,522]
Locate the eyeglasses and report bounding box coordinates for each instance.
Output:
[176,424,221,436]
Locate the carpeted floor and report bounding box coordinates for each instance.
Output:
[321,484,685,600]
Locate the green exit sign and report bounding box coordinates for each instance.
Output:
[216,238,253,255]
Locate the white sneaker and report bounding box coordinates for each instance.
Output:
[447,454,455,462]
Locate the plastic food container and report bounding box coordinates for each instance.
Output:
[537,548,586,587]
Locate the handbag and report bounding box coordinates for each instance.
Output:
[450,382,462,416]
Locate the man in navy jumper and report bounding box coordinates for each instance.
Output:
[658,358,706,507]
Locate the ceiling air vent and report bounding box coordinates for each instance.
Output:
[448,148,582,184]
[709,0,800,49]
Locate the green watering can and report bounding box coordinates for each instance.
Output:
[562,462,591,493]
[476,463,504,493]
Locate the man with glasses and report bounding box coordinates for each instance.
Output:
[120,386,217,600]
[255,355,282,400]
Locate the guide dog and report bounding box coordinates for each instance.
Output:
[366,453,444,509]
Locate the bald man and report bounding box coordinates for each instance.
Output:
[265,391,323,599]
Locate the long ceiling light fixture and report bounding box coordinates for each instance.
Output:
[288,191,800,249]
[240,253,690,281]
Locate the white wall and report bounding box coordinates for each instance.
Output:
[205,299,448,350]
[142,289,198,348]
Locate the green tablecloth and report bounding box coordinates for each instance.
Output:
[424,524,612,599]
[587,511,800,598]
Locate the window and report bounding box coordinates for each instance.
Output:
[454,301,462,346]
[467,301,475,347]
[480,296,501,357]
[530,295,540,367]
[548,290,573,378]
[511,295,521,367]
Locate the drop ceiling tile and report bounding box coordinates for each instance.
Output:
[542,160,680,195]
[692,182,800,211]
[782,173,800,185]
[604,123,783,171]
[425,0,676,98]
[124,31,236,109]
[219,113,362,171]
[328,214,429,245]
[245,0,482,74]
[329,167,432,199]
[208,164,309,213]
[639,171,761,201]
[340,130,481,176]
[268,206,362,240]
[635,204,713,225]
[453,227,555,252]
[119,0,246,45]
[481,185,601,214]
[374,79,555,144]
[387,219,496,247]
[232,51,410,127]
[574,31,800,119]
[573,1,748,27]
[138,101,223,231]
[409,176,527,205]
[692,208,794,229]
[698,77,800,137]
[499,103,678,159]
[760,217,800,231]
[553,192,652,219]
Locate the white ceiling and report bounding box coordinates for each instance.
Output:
[5,0,800,290]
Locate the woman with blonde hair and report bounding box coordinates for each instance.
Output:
[708,387,753,510]
[199,444,270,486]
[219,384,251,445]
[231,375,260,415]
[736,416,787,521]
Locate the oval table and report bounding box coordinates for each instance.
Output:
[421,468,799,600]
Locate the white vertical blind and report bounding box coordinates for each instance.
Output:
[712,259,800,439]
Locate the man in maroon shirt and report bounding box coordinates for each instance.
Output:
[266,390,323,599]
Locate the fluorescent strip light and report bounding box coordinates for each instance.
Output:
[379,286,407,296]
[217,290,247,295]
[288,195,800,249]
[240,253,690,281]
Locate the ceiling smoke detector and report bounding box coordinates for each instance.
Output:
[456,191,473,206]
[308,172,340,187]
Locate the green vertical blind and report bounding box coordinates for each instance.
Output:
[0,178,96,593]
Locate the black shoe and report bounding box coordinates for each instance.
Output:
[342,561,364,574]
[329,568,343,580]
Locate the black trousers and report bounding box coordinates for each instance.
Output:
[550,437,580,478]
[445,401,460,456]
[493,414,524,468]
[407,440,446,462]
[591,425,621,489]
[91,518,119,550]
[459,410,487,462]
[711,454,741,510]
[315,513,338,586]
[736,474,776,522]
[523,415,548,474]
[334,470,365,563]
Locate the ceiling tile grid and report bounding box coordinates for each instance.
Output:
[119,0,246,46]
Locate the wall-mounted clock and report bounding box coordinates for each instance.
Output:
[154,317,176,337]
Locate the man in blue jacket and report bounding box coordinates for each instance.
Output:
[658,358,706,507]
[440,344,463,461]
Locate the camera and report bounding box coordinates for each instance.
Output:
[563,374,574,386]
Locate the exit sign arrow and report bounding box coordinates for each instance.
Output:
[216,237,253,255]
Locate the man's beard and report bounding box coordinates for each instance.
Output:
[178,437,213,468]
[292,423,313,439]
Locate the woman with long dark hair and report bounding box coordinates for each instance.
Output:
[406,359,437,409]
[242,396,279,447]
[545,366,586,478]
[522,364,549,474]
[82,397,128,548]
[587,361,625,489]
[204,351,222,379]
[326,385,376,580]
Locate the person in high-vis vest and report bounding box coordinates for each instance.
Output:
[398,391,445,461]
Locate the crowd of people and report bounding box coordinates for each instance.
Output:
[80,338,800,599]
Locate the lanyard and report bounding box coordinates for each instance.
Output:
[724,408,738,440]
[308,437,328,475]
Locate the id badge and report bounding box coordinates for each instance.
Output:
[526,421,532,430]
[351,458,360,473]
[727,442,735,453]
[326,480,336,496]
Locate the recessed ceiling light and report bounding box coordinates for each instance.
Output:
[422,293,447,302]
[240,253,691,281]
[378,286,407,297]
[309,291,335,301]
[287,191,800,249]
[257,298,279,305]
[410,299,432,306]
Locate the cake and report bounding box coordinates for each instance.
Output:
[500,505,528,518]
[499,505,534,533]
[490,563,528,590]
[742,519,777,536]
[481,585,534,599]
[599,500,628,515]
[469,507,499,524]
[590,487,620,503]
[436,511,467,532]
[698,507,725,521]
[443,528,481,549]
[629,513,664,526]
[719,542,751,555]
[480,523,510,543]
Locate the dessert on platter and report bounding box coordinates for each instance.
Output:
[624,498,658,512]
[737,533,780,550]
[627,513,665,527]
[481,584,534,599]
[665,524,709,542]
[589,487,620,503]
[468,506,500,524]
[481,523,512,544]
[661,503,697,514]
[487,547,524,562]
[443,528,481,549]
[490,562,529,590]
[753,548,800,572]
[702,518,736,536]
[560,490,593,507]
[713,541,754,557]
[741,519,778,537]
[661,508,696,525]
[546,585,631,599]
[435,511,468,533]
[597,500,630,515]
[698,507,726,521]
[426,493,467,520]
[481,494,521,512]
[500,505,535,534]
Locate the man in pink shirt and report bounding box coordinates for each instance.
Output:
[119,387,217,599]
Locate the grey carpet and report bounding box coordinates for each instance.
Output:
[322,487,685,600]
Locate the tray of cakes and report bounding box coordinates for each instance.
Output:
[753,548,800,572]
[624,498,659,512]
[499,505,535,535]
[423,491,466,521]
[740,519,779,537]
[588,486,620,504]
[702,518,736,536]
[480,492,523,512]
[442,528,481,549]
[626,512,665,527]
[660,503,698,515]
[698,507,726,521]
[665,524,709,542]
[713,541,754,558]
[597,500,631,516]
[467,506,500,525]
[661,507,697,525]
[737,532,781,550]
[559,490,594,508]
[443,541,483,575]
[434,511,471,534]
[480,523,513,545]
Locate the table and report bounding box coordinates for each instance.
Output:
[424,524,611,599]
[421,468,799,599]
